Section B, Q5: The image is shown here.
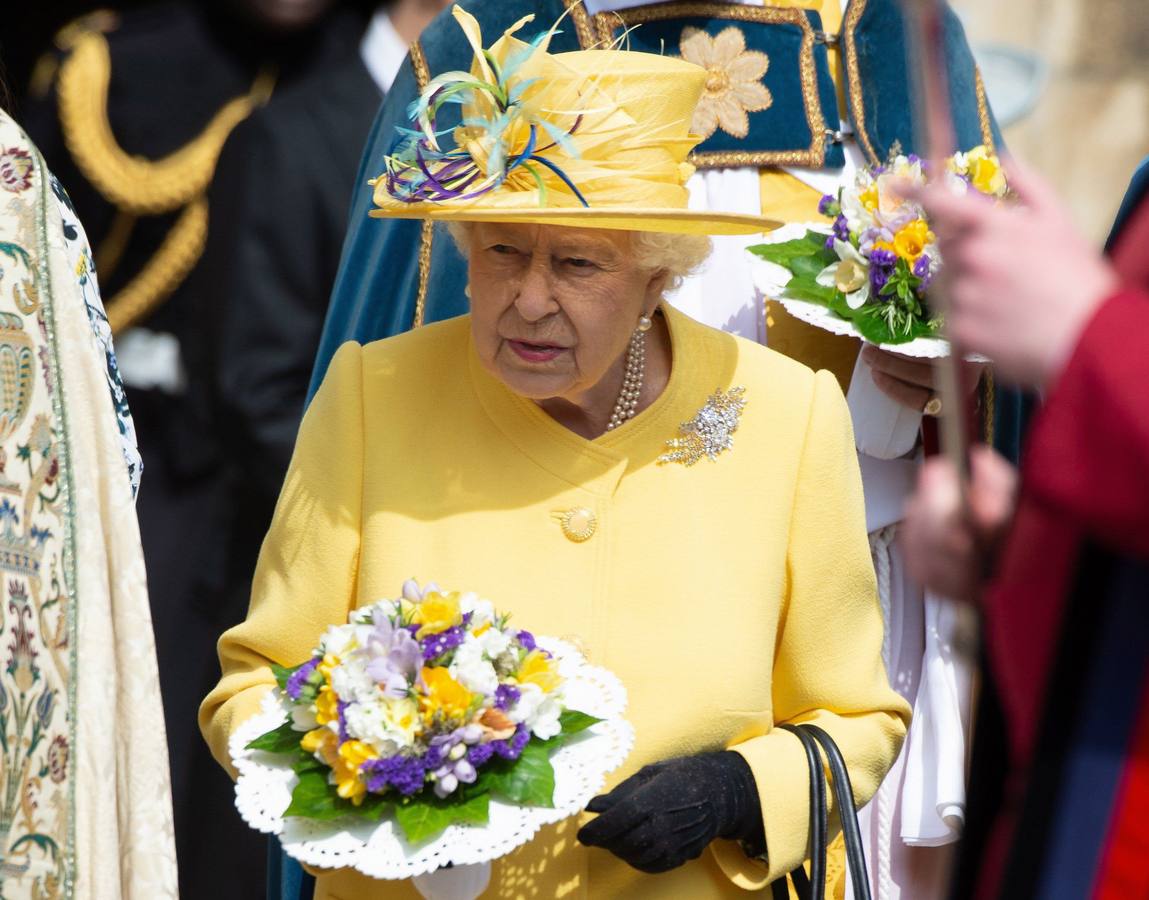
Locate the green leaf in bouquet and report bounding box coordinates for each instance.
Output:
[394,788,491,845]
[246,719,302,754]
[788,253,830,281]
[271,663,295,693]
[851,306,902,344]
[827,289,856,321]
[284,763,361,821]
[783,274,838,307]
[357,793,397,822]
[747,230,832,269]
[556,709,601,740]
[483,741,556,808]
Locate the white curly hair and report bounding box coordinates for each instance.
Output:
[446,222,711,291]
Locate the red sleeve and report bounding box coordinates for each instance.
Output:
[1022,287,1149,556]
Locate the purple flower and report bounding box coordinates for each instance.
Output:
[422,625,466,660]
[517,631,536,652]
[285,657,320,701]
[467,742,497,767]
[429,725,484,797]
[336,700,351,742]
[362,754,427,797]
[913,254,932,279]
[494,684,520,711]
[493,725,531,761]
[869,247,897,294]
[366,615,423,699]
[870,248,897,268]
[818,193,836,216]
[832,214,850,243]
[907,153,921,165]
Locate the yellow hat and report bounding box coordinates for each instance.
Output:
[369,6,780,236]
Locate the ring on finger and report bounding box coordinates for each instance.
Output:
[923,394,943,417]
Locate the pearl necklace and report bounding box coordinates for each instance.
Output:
[606,315,652,432]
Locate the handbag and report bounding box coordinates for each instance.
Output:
[770,724,872,900]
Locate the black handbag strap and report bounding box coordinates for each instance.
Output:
[779,724,827,900]
[770,724,873,900]
[800,724,873,900]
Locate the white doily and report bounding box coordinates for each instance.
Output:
[749,223,987,361]
[230,637,634,880]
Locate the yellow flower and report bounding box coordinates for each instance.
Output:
[314,684,339,726]
[419,666,475,723]
[517,650,562,694]
[301,726,337,762]
[892,219,934,263]
[678,26,772,140]
[333,740,376,805]
[859,183,880,213]
[966,146,1007,196]
[411,591,463,639]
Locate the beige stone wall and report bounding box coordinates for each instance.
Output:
[953,0,1149,240]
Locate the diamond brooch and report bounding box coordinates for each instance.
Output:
[658,387,747,467]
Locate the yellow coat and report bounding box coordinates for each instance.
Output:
[201,305,909,900]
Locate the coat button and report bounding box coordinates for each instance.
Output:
[559,507,597,542]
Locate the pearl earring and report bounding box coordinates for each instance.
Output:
[464,284,472,299]
[637,314,653,332]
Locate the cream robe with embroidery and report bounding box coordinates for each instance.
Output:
[0,112,177,899]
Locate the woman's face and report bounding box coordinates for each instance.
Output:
[467,223,666,404]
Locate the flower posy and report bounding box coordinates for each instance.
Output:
[750,145,1009,344]
[248,580,599,842]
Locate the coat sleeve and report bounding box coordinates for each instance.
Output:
[713,369,911,888]
[1022,288,1149,558]
[199,341,365,776]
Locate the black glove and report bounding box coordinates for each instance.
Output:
[576,751,766,874]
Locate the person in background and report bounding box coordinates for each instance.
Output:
[901,158,1149,899]
[21,2,370,896]
[182,2,450,895]
[0,105,176,899]
[304,1,1026,896]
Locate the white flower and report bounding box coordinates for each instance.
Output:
[508,683,563,740]
[365,599,400,623]
[319,622,373,660]
[343,696,419,755]
[889,155,925,183]
[842,172,877,234]
[477,626,511,659]
[290,705,318,732]
[449,637,500,696]
[318,624,355,658]
[330,652,377,703]
[817,239,872,309]
[459,592,495,628]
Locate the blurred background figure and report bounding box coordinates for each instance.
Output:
[17,0,375,896]
[183,4,450,893]
[187,0,452,708]
[901,156,1149,899]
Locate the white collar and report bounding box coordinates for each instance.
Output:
[360,10,408,94]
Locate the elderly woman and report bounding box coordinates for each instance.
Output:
[200,8,909,899]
